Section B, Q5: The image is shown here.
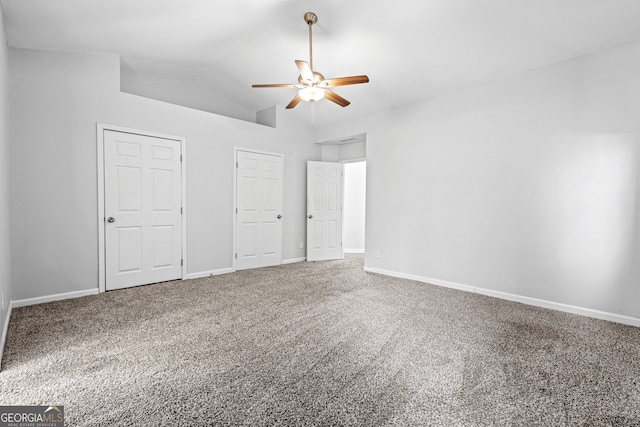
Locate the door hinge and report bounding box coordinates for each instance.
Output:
[235,253,238,259]
[235,207,238,214]
[180,154,183,162]
[236,161,239,168]
[180,207,183,214]
[181,259,184,266]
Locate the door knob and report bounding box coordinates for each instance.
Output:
[308,215,313,219]
[277,215,282,219]
[107,217,116,223]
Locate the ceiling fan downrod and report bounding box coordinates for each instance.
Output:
[304,12,317,71]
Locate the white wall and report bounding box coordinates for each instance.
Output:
[316,41,640,320]
[5,36,640,323]
[9,47,316,301]
[343,161,366,253]
[0,5,12,355]
[319,140,366,162]
[120,58,259,124]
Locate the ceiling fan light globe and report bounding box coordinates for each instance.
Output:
[299,87,325,102]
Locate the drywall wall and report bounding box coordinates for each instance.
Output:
[316,40,640,319]
[9,47,316,301]
[319,140,366,162]
[343,161,366,252]
[0,5,12,358]
[120,57,259,124]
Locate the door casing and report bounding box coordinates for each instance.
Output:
[307,161,344,262]
[97,123,187,293]
[233,147,285,270]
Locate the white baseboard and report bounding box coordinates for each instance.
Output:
[364,267,475,293]
[364,266,640,328]
[186,260,307,277]
[185,268,234,280]
[0,300,13,372]
[344,249,365,254]
[12,288,99,308]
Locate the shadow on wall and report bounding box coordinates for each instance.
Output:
[536,133,638,307]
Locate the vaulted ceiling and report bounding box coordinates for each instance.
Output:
[3,0,640,126]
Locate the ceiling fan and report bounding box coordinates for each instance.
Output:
[252,12,369,109]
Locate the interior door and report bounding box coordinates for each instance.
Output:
[307,161,343,261]
[104,130,182,291]
[236,150,284,270]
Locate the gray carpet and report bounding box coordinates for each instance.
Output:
[1,255,639,426]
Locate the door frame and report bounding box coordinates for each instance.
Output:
[233,147,285,271]
[97,123,187,293]
[340,158,367,254]
[306,160,345,262]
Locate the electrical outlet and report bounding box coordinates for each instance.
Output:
[299,242,304,249]
[375,250,380,258]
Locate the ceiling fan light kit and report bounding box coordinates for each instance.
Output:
[299,86,325,102]
[252,12,369,109]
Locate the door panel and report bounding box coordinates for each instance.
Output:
[262,221,279,255]
[152,169,174,210]
[117,227,142,273]
[105,130,182,290]
[152,225,175,268]
[307,161,343,261]
[236,150,284,270]
[117,167,141,211]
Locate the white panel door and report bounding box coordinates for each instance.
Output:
[307,161,343,261]
[236,150,284,270]
[104,130,182,290]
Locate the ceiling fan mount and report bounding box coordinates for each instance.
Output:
[252,12,369,109]
[303,12,318,26]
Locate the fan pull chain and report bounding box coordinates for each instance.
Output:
[310,102,316,128]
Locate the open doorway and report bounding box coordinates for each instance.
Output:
[343,161,366,254]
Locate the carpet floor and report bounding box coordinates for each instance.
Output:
[1,255,639,426]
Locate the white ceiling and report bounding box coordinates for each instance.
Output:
[3,0,640,126]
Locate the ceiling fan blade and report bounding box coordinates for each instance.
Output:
[295,60,314,83]
[286,94,303,109]
[322,75,370,87]
[252,83,298,88]
[324,89,350,107]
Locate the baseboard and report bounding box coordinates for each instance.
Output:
[185,268,234,280]
[0,300,13,372]
[363,266,640,328]
[344,249,365,254]
[187,260,306,275]
[475,288,640,327]
[12,288,99,308]
[364,267,475,293]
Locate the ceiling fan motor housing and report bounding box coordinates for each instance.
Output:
[298,72,325,86]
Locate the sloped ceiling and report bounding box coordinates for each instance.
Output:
[3,0,640,126]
